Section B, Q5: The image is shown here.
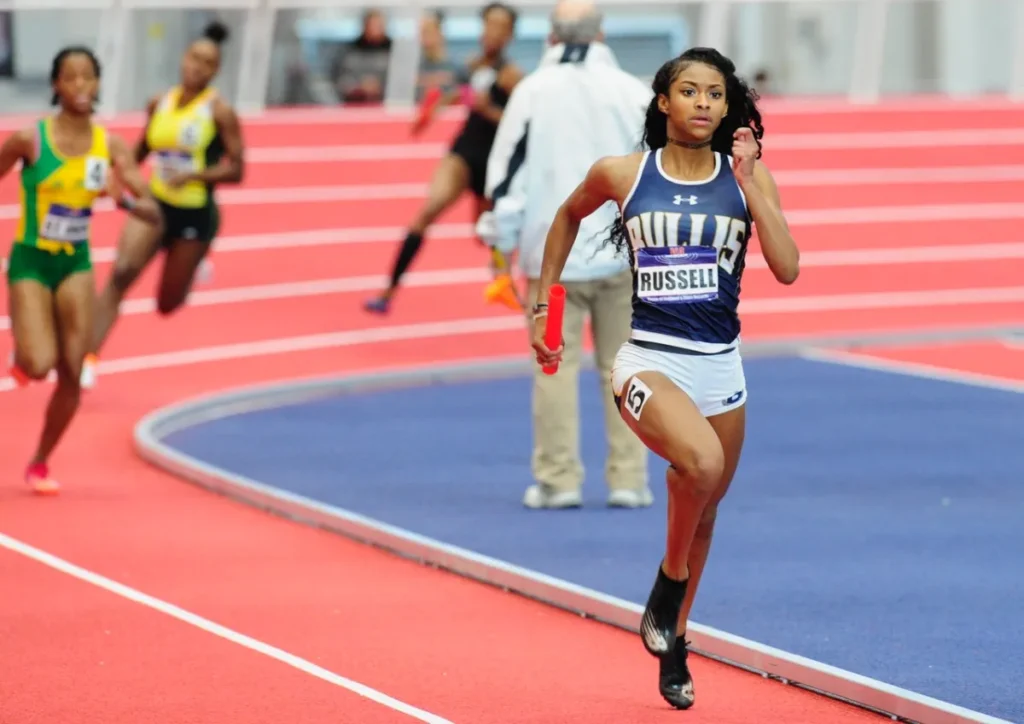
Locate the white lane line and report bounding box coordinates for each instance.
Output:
[783,202,1024,226]
[3,285,1022,392]
[772,164,1024,186]
[3,255,1023,332]
[5,186,1024,223]
[744,242,1024,268]
[0,532,455,724]
[78,225,1024,264]
[0,316,528,392]
[740,286,1024,313]
[800,348,1024,394]
[0,267,490,331]
[0,98,1021,132]
[4,256,1019,329]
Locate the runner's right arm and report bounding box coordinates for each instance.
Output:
[0,129,35,180]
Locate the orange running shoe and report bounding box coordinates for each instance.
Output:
[8,353,31,388]
[81,353,98,390]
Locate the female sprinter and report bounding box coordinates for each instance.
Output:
[364,3,522,314]
[530,48,800,709]
[83,20,244,388]
[2,46,161,493]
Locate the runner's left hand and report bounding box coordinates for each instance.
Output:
[165,172,192,188]
[731,127,758,184]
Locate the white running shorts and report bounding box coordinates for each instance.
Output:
[611,341,747,419]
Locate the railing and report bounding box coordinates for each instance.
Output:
[1,0,1023,117]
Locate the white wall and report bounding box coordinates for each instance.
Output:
[2,0,1022,114]
[12,9,103,80]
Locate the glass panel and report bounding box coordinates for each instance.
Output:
[264,2,697,109]
[881,0,1016,95]
[117,7,248,112]
[0,8,107,114]
[726,1,859,96]
[263,7,380,107]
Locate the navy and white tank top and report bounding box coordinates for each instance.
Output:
[620,149,752,354]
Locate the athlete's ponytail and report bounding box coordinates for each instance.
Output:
[202,20,230,46]
[50,46,101,107]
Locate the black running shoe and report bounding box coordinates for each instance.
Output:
[639,565,688,657]
[659,636,695,710]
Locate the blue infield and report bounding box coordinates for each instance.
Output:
[161,355,1024,722]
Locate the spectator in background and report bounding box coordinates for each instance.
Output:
[478,0,653,510]
[330,9,392,104]
[752,68,772,95]
[416,10,460,102]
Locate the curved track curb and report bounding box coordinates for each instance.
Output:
[134,356,1009,724]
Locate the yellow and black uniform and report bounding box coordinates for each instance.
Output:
[7,118,109,290]
[143,85,224,246]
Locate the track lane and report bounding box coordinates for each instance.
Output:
[1,107,1017,724]
[0,339,885,724]
[833,341,1024,381]
[0,547,421,724]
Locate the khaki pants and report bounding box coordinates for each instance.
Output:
[527,270,648,494]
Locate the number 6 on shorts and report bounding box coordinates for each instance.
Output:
[624,376,653,422]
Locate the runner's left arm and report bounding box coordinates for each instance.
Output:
[188,99,245,185]
[0,128,35,180]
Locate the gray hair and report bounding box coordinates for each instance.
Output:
[550,10,602,45]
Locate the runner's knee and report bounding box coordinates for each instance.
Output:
[110,262,143,295]
[17,350,55,380]
[156,290,186,316]
[667,440,724,495]
[412,201,445,233]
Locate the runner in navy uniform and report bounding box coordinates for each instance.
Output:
[530,47,800,710]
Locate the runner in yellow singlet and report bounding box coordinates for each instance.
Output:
[84,21,244,389]
[1,46,161,494]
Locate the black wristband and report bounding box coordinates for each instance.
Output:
[116,193,137,212]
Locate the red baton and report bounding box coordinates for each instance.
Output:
[542,284,566,375]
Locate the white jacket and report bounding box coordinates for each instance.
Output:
[478,42,652,282]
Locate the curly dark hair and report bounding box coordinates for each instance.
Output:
[603,47,764,257]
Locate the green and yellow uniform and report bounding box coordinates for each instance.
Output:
[6,117,109,290]
[144,85,223,245]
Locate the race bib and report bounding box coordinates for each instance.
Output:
[635,246,719,304]
[84,156,108,191]
[178,121,202,149]
[41,204,92,244]
[154,150,196,181]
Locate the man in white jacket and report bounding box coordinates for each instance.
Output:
[478,0,653,509]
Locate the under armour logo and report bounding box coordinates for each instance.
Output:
[673,194,698,205]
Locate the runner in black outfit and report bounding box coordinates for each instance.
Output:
[364,3,521,314]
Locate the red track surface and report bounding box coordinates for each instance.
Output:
[1,102,1023,723]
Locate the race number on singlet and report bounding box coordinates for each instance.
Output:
[154,150,196,181]
[635,246,719,304]
[40,204,92,244]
